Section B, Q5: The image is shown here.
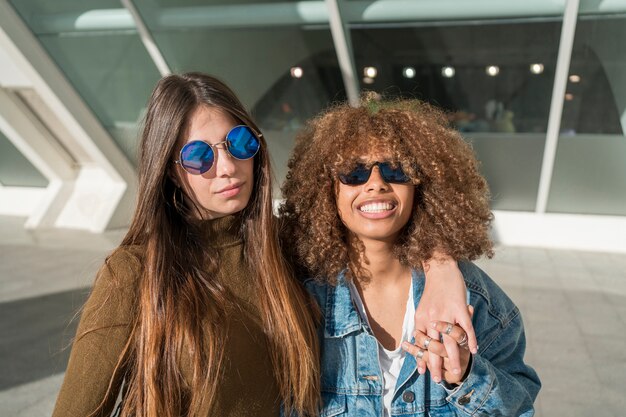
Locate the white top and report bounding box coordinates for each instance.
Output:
[348,280,415,417]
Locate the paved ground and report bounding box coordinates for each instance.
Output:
[1,215,625,416]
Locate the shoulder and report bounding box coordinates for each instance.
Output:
[78,246,144,333]
[105,245,143,270]
[458,261,520,328]
[302,277,329,312]
[94,245,144,294]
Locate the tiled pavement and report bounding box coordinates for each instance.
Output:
[1,215,625,416]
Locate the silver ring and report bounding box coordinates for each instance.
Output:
[444,323,454,335]
[416,349,425,359]
[458,333,468,347]
[423,337,432,350]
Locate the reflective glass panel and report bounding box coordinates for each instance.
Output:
[9,0,162,164]
[548,14,626,215]
[0,129,48,187]
[350,19,562,211]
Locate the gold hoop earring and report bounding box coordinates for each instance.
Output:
[173,187,184,211]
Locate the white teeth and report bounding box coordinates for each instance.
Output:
[359,202,395,213]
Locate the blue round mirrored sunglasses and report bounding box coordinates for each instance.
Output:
[338,162,411,185]
[175,125,261,175]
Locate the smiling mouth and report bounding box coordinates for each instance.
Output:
[358,201,397,213]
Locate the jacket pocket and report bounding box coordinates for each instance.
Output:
[320,392,346,417]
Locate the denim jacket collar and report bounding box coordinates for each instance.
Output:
[323,270,362,338]
[324,268,428,397]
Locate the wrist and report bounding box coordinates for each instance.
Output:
[441,354,473,389]
[460,353,473,382]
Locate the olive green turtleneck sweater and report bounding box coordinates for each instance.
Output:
[52,215,280,417]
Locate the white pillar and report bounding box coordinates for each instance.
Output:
[0,1,137,232]
[0,88,76,228]
[535,0,580,213]
[326,0,360,107]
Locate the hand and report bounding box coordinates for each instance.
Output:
[416,256,477,383]
[402,320,472,385]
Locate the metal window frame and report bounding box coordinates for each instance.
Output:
[120,0,171,77]
[535,0,580,213]
[326,0,360,106]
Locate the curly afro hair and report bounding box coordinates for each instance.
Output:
[279,98,494,284]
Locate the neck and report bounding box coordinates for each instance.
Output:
[348,234,409,288]
[197,213,244,248]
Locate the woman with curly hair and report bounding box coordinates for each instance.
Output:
[280,99,541,417]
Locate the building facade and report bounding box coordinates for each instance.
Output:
[1,0,625,251]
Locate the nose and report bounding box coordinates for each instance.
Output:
[365,166,389,192]
[212,145,236,177]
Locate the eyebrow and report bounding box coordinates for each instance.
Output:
[186,138,217,143]
[185,135,229,146]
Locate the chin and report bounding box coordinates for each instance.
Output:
[356,230,399,242]
[227,197,252,212]
[360,220,409,237]
[222,202,247,215]
[200,200,246,219]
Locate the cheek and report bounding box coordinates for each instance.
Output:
[242,158,254,180]
[184,174,213,204]
[240,159,255,196]
[336,185,357,219]
[399,187,415,219]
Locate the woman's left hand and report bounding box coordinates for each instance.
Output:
[416,256,477,383]
[402,321,472,385]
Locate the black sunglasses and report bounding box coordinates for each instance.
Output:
[338,162,412,185]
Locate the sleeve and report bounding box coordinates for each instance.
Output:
[443,312,541,417]
[52,248,141,417]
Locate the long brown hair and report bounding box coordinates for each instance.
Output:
[89,73,319,416]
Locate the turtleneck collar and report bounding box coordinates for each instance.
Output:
[197,213,244,248]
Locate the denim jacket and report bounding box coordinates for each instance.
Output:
[304,261,541,417]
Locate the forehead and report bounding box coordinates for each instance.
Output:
[185,105,236,144]
[356,151,393,163]
[348,144,395,164]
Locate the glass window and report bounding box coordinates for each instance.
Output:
[350,19,563,211]
[9,0,163,164]
[0,129,48,187]
[548,14,626,215]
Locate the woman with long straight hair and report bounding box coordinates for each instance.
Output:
[53,73,473,417]
[53,73,320,417]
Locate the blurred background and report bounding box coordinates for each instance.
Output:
[0,0,625,416]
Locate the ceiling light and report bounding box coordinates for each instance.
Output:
[364,66,377,78]
[290,67,303,78]
[569,74,581,83]
[486,65,500,76]
[441,66,455,78]
[530,63,544,74]
[402,67,416,79]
